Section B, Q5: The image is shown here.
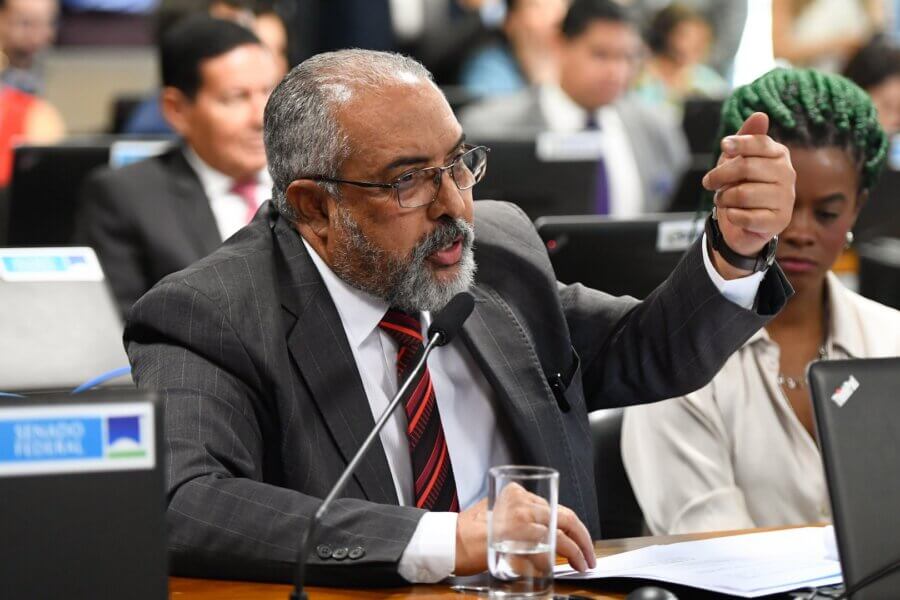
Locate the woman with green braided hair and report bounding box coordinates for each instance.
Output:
[621,68,900,535]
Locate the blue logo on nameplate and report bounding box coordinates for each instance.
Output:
[0,403,154,477]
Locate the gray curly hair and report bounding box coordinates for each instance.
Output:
[263,49,435,220]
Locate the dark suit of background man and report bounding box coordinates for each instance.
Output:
[125,44,796,584]
[75,16,279,315]
[461,0,689,215]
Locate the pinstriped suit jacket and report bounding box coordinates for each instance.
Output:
[124,200,791,585]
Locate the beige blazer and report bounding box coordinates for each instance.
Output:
[622,272,900,535]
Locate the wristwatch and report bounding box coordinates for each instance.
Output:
[705,208,778,273]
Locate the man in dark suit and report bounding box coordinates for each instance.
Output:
[75,16,279,314]
[125,49,796,584]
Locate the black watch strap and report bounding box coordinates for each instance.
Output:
[705,211,778,273]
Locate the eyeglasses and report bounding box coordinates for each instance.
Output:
[303,145,490,208]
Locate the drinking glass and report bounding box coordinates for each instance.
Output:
[488,465,559,598]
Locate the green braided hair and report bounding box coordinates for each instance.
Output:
[715,68,888,195]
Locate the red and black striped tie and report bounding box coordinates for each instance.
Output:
[379,308,459,512]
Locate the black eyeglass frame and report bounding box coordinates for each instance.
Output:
[300,145,490,208]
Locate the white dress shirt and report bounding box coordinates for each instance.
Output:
[300,226,764,582]
[183,148,272,241]
[623,272,900,535]
[538,84,644,217]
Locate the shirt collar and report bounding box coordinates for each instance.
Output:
[539,83,607,133]
[825,271,865,358]
[182,146,271,197]
[300,237,390,350]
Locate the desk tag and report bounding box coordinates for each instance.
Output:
[656,219,704,253]
[0,247,104,282]
[536,131,605,162]
[0,402,155,477]
[109,140,172,169]
[830,375,860,408]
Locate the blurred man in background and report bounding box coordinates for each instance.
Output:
[461,0,688,215]
[76,16,278,315]
[0,0,59,95]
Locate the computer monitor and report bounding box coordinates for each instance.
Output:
[535,212,704,299]
[7,138,171,246]
[472,139,599,219]
[0,247,132,393]
[855,165,900,243]
[681,98,724,155]
[8,142,110,246]
[857,237,900,310]
[0,389,167,600]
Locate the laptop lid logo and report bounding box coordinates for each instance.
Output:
[831,375,860,407]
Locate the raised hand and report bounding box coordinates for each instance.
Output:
[702,111,796,278]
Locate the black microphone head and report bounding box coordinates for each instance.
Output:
[428,292,475,346]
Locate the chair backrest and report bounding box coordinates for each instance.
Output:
[589,408,645,539]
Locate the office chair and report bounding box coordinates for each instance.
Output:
[590,408,645,539]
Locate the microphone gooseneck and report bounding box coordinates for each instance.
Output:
[291,292,475,599]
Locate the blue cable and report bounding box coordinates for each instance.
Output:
[71,366,132,394]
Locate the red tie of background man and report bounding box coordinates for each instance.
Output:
[230,178,260,224]
[379,308,460,512]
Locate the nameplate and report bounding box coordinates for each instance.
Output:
[0,402,155,477]
[656,219,704,253]
[109,140,171,169]
[0,247,104,282]
[536,131,605,162]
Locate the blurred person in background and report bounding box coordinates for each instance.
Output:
[772,0,883,72]
[633,3,728,120]
[124,0,287,134]
[623,68,900,535]
[0,0,59,95]
[0,83,64,187]
[459,0,568,97]
[623,0,747,80]
[844,36,900,136]
[76,16,278,315]
[461,0,688,215]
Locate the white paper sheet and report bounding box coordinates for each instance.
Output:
[555,527,842,598]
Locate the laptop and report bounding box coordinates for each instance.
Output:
[0,247,131,393]
[535,212,703,299]
[0,389,167,599]
[808,357,900,599]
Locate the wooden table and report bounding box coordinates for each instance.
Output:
[169,528,773,599]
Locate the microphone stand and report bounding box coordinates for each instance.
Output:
[291,332,445,600]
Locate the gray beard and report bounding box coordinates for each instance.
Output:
[330,209,477,313]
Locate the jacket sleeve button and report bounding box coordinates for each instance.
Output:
[316,544,333,559]
[348,546,365,560]
[331,547,349,560]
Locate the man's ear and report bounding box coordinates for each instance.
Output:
[160,86,192,137]
[286,179,334,242]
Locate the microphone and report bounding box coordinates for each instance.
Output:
[291,292,475,599]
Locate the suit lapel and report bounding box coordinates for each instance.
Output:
[165,149,223,256]
[459,284,560,468]
[274,219,398,505]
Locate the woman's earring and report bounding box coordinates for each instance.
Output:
[845,231,855,249]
